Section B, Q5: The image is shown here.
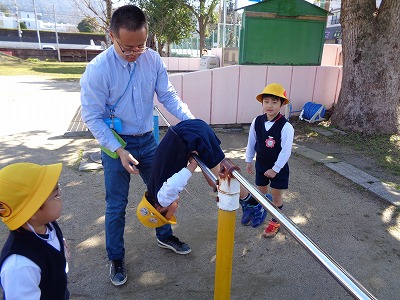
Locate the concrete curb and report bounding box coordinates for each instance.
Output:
[293,143,399,206]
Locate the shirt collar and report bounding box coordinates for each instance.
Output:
[112,45,135,70]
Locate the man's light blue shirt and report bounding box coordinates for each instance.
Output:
[80,46,194,152]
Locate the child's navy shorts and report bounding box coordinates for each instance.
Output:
[255,161,289,189]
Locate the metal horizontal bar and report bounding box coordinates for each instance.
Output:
[232,170,376,300]
[153,105,376,299]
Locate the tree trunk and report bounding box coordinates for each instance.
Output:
[331,0,400,135]
[198,16,205,52]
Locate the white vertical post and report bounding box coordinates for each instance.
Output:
[32,0,41,49]
[222,0,226,67]
[53,5,61,62]
[13,0,22,45]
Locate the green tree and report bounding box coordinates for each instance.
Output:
[133,0,195,56]
[331,0,400,134]
[19,22,27,30]
[179,0,219,52]
[77,17,100,32]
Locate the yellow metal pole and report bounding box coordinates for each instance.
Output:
[214,159,240,300]
[214,209,237,300]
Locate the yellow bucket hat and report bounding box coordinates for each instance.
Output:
[256,83,289,105]
[136,193,177,228]
[0,162,62,230]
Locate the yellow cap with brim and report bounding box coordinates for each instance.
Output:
[136,194,177,228]
[0,163,62,230]
[256,83,289,105]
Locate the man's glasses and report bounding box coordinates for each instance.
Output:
[115,38,148,55]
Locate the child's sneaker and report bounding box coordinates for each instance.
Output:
[262,220,280,238]
[250,204,267,228]
[239,198,252,226]
[249,193,272,228]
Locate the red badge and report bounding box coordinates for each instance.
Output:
[265,136,275,148]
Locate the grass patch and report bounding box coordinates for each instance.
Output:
[292,118,400,177]
[0,52,87,80]
[71,149,84,170]
[330,132,400,175]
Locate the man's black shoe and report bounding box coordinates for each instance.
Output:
[157,235,191,255]
[110,259,127,286]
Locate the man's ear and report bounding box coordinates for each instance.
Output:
[109,29,115,43]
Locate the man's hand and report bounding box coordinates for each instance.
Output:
[156,200,179,220]
[116,147,140,174]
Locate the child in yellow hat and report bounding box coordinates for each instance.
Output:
[240,83,294,237]
[0,162,70,299]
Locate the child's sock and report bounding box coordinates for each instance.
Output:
[242,193,258,206]
[271,204,283,223]
[239,193,251,202]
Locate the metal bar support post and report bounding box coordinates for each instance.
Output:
[214,159,240,300]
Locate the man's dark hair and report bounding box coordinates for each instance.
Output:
[110,5,147,38]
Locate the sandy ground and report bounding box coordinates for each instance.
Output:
[0,76,399,299]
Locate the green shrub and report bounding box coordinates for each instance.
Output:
[26,58,40,62]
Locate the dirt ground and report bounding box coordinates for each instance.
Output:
[0,129,399,300]
[0,77,399,299]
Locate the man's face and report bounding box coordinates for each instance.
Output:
[111,27,148,63]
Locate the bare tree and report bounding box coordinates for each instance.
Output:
[331,0,400,135]
[73,0,119,46]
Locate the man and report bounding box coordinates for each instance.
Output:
[80,5,194,286]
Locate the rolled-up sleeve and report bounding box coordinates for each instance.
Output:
[157,167,193,207]
[80,64,123,151]
[154,56,194,120]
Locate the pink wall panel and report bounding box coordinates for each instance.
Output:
[211,66,240,124]
[321,44,341,66]
[168,57,179,71]
[155,74,184,126]
[266,66,293,117]
[266,66,293,94]
[335,67,343,104]
[178,57,189,71]
[188,58,200,71]
[161,57,169,70]
[182,70,212,123]
[313,66,341,109]
[237,66,267,123]
[290,66,317,113]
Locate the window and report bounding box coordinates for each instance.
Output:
[331,12,340,25]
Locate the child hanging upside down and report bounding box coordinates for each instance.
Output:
[137,118,225,254]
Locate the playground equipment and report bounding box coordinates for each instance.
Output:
[153,106,376,300]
